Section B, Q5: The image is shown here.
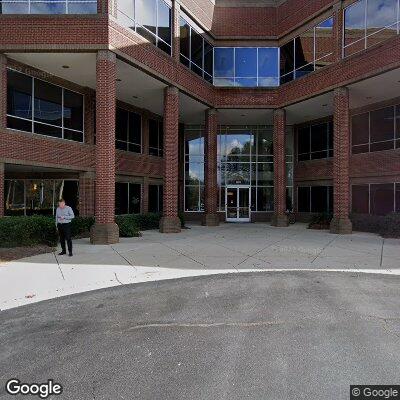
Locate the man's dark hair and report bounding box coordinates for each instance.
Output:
[59,198,66,203]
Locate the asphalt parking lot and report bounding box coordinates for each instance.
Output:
[1,271,400,400]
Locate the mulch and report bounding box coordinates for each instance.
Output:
[0,246,55,262]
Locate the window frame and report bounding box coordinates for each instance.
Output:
[115,106,142,154]
[115,181,142,215]
[7,68,85,143]
[148,118,163,157]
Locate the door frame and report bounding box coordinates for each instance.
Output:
[225,185,251,222]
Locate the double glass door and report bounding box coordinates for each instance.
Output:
[226,186,251,222]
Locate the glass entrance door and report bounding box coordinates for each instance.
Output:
[226,186,251,222]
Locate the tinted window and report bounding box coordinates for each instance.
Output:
[298,186,310,212]
[157,0,171,46]
[352,185,369,214]
[370,183,394,215]
[34,79,62,126]
[214,47,234,78]
[7,69,32,119]
[64,89,83,131]
[235,48,257,78]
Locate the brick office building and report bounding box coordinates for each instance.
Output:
[1,0,400,243]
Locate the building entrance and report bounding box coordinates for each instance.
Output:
[226,186,251,222]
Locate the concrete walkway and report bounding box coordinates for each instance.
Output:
[1,223,400,310]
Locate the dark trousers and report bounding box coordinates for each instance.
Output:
[58,223,72,254]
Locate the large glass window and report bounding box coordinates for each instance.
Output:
[352,105,399,153]
[148,118,163,157]
[4,179,79,216]
[116,107,141,153]
[184,126,204,212]
[0,0,97,14]
[7,69,84,142]
[148,184,163,213]
[117,0,172,56]
[280,17,333,84]
[180,13,213,83]
[344,0,399,57]
[214,47,279,87]
[352,183,399,215]
[297,121,333,161]
[115,182,141,215]
[297,186,333,213]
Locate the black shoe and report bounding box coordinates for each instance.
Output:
[58,252,66,256]
[68,253,73,257]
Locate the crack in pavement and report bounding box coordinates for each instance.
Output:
[128,321,283,331]
[52,251,65,280]
[110,246,137,271]
[311,236,337,264]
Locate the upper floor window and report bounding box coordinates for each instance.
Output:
[0,0,96,14]
[297,121,333,161]
[214,47,279,87]
[117,0,172,55]
[116,107,142,153]
[148,118,163,157]
[7,69,84,142]
[352,105,400,153]
[344,0,399,57]
[180,12,213,83]
[280,17,333,84]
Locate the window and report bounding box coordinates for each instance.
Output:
[116,107,141,153]
[280,17,333,84]
[352,183,399,215]
[185,127,204,211]
[297,186,333,213]
[149,119,163,157]
[117,0,172,55]
[214,47,279,87]
[180,12,213,83]
[344,0,399,57]
[297,121,333,161]
[149,184,163,213]
[115,182,141,215]
[352,105,399,154]
[7,69,84,142]
[0,0,97,14]
[4,179,79,216]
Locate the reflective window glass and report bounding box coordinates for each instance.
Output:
[352,185,369,213]
[258,48,279,78]
[64,89,83,131]
[157,0,171,46]
[214,47,234,78]
[7,70,32,120]
[34,80,62,126]
[235,48,257,78]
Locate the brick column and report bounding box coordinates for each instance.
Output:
[330,87,352,234]
[90,50,119,244]
[160,86,181,233]
[142,177,149,214]
[332,2,344,62]
[271,109,289,227]
[0,163,4,218]
[79,172,95,217]
[202,108,219,226]
[172,0,181,62]
[0,54,7,130]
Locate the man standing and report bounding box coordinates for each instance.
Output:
[56,199,75,257]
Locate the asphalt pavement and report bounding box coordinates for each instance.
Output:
[1,271,400,399]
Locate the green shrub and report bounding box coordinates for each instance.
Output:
[308,213,332,229]
[0,216,58,248]
[71,216,95,237]
[351,213,400,238]
[115,215,141,237]
[178,212,186,228]
[132,213,161,230]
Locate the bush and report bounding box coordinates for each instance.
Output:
[0,216,58,248]
[351,213,400,238]
[308,213,332,230]
[71,216,95,237]
[115,215,141,237]
[132,213,161,230]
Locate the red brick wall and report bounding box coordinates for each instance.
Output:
[332,87,350,219]
[94,50,116,224]
[204,108,218,215]
[79,172,95,216]
[163,86,179,219]
[273,109,287,216]
[0,163,4,217]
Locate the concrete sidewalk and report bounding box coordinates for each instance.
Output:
[1,223,400,310]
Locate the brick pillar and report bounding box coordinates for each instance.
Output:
[271,109,289,227]
[202,108,219,226]
[160,86,181,233]
[90,50,119,244]
[0,163,4,218]
[172,0,181,62]
[0,54,7,130]
[142,177,149,214]
[332,2,344,62]
[79,172,95,217]
[330,87,352,234]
